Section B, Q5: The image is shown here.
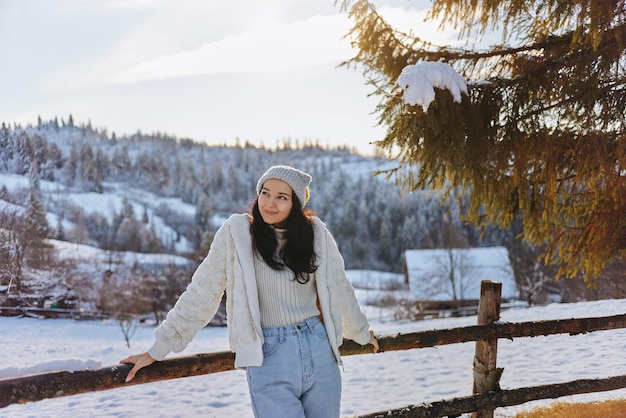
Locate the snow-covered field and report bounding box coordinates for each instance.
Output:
[2,297,626,417]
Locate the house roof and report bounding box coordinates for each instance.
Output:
[405,246,519,301]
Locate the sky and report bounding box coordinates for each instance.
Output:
[3,283,626,417]
[0,0,459,155]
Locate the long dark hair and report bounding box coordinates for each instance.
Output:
[250,192,318,284]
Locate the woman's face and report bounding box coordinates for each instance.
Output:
[258,178,293,228]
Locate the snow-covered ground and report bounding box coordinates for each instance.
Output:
[2,290,626,417]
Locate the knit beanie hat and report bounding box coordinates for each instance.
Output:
[256,165,312,207]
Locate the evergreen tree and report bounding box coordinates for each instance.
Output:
[13,132,32,175]
[76,143,103,192]
[55,215,65,241]
[0,209,27,292]
[0,185,10,202]
[48,143,64,170]
[341,0,626,281]
[25,192,52,239]
[95,148,111,179]
[111,147,131,179]
[194,195,213,249]
[401,213,422,250]
[29,160,41,196]
[0,123,10,171]
[378,217,393,266]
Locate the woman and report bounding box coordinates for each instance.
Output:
[121,165,379,418]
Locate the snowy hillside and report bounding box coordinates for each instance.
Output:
[1,121,533,317]
[2,121,490,278]
[1,172,197,254]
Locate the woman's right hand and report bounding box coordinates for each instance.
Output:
[120,352,156,382]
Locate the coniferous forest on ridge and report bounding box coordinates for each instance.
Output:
[0,117,610,321]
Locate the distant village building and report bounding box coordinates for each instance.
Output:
[404,246,519,307]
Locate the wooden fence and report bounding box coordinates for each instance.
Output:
[2,280,626,417]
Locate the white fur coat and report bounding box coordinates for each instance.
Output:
[148,213,372,368]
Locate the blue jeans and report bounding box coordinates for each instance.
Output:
[246,316,341,418]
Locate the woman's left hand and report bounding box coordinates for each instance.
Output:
[120,352,156,382]
[368,330,380,353]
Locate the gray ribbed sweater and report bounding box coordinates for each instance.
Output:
[254,228,320,327]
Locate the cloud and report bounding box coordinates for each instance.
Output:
[107,14,354,83]
[100,2,449,85]
[68,1,448,87]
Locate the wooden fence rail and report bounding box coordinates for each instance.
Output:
[359,374,626,417]
[3,281,626,416]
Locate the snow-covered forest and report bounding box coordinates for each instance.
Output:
[1,117,505,263]
[0,117,612,320]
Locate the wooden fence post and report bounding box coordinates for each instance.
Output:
[471,280,503,418]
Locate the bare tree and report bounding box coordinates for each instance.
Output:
[97,269,141,348]
[429,249,476,303]
[116,311,138,349]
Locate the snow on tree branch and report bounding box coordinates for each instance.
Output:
[396,62,467,111]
